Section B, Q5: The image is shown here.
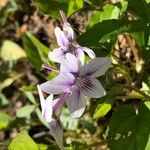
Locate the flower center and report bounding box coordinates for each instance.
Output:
[68,44,77,54]
[75,76,92,90]
[75,76,95,92]
[50,120,61,131]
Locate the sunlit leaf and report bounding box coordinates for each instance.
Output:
[146,0,150,3]
[94,103,111,119]
[38,144,48,150]
[141,82,150,96]
[93,86,121,119]
[24,92,36,104]
[0,112,14,130]
[146,135,150,150]
[68,0,83,16]
[88,5,120,28]
[19,84,37,92]
[38,144,59,150]
[0,40,26,61]
[0,93,9,106]
[8,131,39,150]
[88,1,128,28]
[16,105,35,118]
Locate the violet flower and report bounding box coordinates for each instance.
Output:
[37,85,64,150]
[40,54,111,118]
[48,11,95,64]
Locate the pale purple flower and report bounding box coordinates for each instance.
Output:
[37,85,64,150]
[48,11,95,64]
[49,119,64,150]
[40,54,111,118]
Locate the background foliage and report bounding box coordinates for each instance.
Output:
[0,0,150,149]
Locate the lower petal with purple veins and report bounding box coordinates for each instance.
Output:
[80,77,106,98]
[66,86,86,118]
[79,57,111,77]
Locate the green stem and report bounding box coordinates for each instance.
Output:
[123,84,150,101]
[80,141,106,150]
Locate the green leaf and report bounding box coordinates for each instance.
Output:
[0,93,9,106]
[16,105,35,118]
[23,34,42,71]
[93,86,122,119]
[79,117,96,134]
[19,84,37,92]
[131,31,145,47]
[127,0,150,21]
[78,20,146,47]
[35,108,49,128]
[0,40,26,61]
[25,32,50,64]
[88,5,120,28]
[146,135,150,150]
[38,144,48,150]
[0,73,23,90]
[107,103,150,150]
[146,0,150,3]
[68,0,83,16]
[8,131,39,150]
[60,108,78,130]
[32,0,68,19]
[0,111,14,130]
[142,82,150,96]
[127,91,145,100]
[94,103,111,119]
[24,92,36,104]
[88,2,128,28]
[38,144,59,150]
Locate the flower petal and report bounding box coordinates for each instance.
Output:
[60,53,81,74]
[37,85,46,116]
[52,93,66,117]
[37,85,53,122]
[75,48,85,65]
[81,78,106,98]
[54,27,68,47]
[60,10,75,42]
[40,73,75,94]
[49,119,64,150]
[82,47,96,59]
[66,86,86,118]
[63,25,75,42]
[44,94,53,122]
[79,57,111,77]
[48,48,65,63]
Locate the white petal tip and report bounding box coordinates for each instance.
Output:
[71,108,85,118]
